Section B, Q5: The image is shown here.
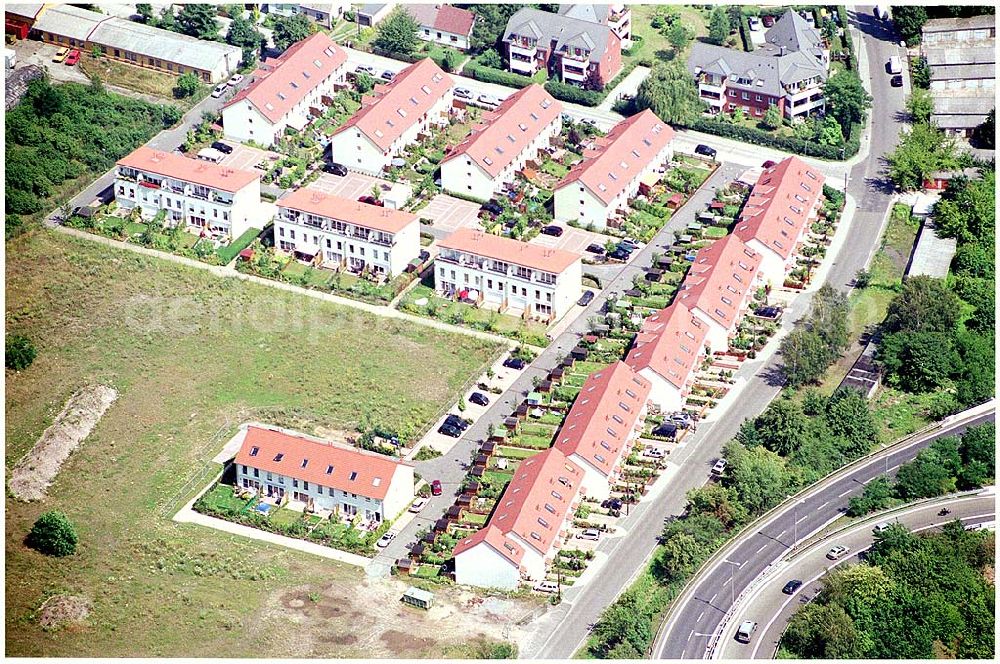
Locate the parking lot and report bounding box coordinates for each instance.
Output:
[308,171,393,201]
[11,39,89,85]
[218,142,281,172]
[421,194,483,233]
[530,222,617,256]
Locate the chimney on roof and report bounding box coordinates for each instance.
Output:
[779,45,786,56]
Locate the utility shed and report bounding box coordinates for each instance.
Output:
[401,586,434,609]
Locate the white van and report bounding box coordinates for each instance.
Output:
[887,56,903,75]
[873,522,891,534]
[197,147,225,164]
[735,620,758,643]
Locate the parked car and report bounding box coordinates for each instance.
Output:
[227,73,245,86]
[586,243,606,255]
[469,392,490,407]
[578,291,595,307]
[747,16,762,31]
[887,55,902,74]
[357,195,384,207]
[477,93,500,107]
[711,458,728,476]
[782,579,804,595]
[355,64,375,75]
[643,447,665,459]
[53,47,70,63]
[581,118,598,127]
[431,479,443,496]
[653,421,678,439]
[481,199,503,216]
[576,528,601,541]
[376,531,396,548]
[762,14,776,27]
[211,83,228,98]
[380,69,395,81]
[826,544,850,560]
[419,249,430,263]
[64,49,80,66]
[694,143,718,159]
[607,248,630,262]
[615,243,635,256]
[324,162,348,176]
[534,580,559,593]
[873,522,891,534]
[890,74,903,87]
[601,498,623,511]
[762,159,776,168]
[211,141,234,155]
[438,423,463,438]
[409,498,428,513]
[443,414,469,430]
[454,87,473,100]
[541,225,564,237]
[670,411,691,423]
[735,620,758,643]
[503,357,527,370]
[619,238,640,251]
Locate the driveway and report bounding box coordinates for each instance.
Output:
[530,223,615,256]
[307,171,391,201]
[597,65,650,112]
[421,194,483,234]
[13,40,90,85]
[218,142,280,172]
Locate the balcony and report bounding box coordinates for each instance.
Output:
[371,235,393,247]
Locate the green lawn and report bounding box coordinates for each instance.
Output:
[627,5,709,66]
[4,229,504,657]
[513,433,554,450]
[497,446,540,460]
[199,484,252,513]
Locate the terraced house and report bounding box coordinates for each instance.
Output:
[233,424,415,523]
[687,10,829,120]
[501,7,622,89]
[733,156,826,287]
[553,361,652,500]
[553,109,675,229]
[625,301,709,413]
[674,234,763,352]
[275,188,420,276]
[328,58,454,175]
[453,448,584,589]
[440,84,562,202]
[222,32,348,146]
[114,146,262,241]
[434,229,582,322]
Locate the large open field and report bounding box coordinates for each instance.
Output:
[5,230,524,657]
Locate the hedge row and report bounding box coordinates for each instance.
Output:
[838,6,857,71]
[738,12,755,52]
[690,118,861,161]
[463,61,534,89]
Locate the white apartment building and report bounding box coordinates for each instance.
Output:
[233,424,414,522]
[222,32,347,146]
[554,109,675,229]
[275,188,420,277]
[435,229,582,322]
[327,58,453,175]
[114,146,262,240]
[440,83,562,202]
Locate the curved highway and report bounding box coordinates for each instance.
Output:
[653,403,995,659]
[718,491,996,659]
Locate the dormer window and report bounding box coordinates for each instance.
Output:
[249,446,259,457]
[595,454,606,463]
[397,108,407,118]
[325,465,334,474]
[600,440,611,451]
[540,98,551,108]
[349,471,358,481]
[432,73,443,83]
[277,92,286,100]
[300,458,309,468]
[421,85,431,94]
[273,453,284,462]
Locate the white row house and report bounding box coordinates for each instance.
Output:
[440,83,562,202]
[114,146,262,240]
[434,229,582,322]
[328,58,454,175]
[233,424,414,522]
[275,187,420,277]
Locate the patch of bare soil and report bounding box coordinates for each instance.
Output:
[9,385,118,501]
[38,595,91,630]
[380,629,435,656]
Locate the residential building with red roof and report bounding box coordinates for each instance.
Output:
[553,109,675,229]
[115,146,262,240]
[553,361,651,499]
[733,156,826,286]
[233,423,414,523]
[440,84,562,201]
[328,58,454,175]
[625,301,709,412]
[453,448,584,589]
[222,32,347,146]
[435,228,583,322]
[675,235,764,352]
[404,4,476,51]
[275,187,420,276]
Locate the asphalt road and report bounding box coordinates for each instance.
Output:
[654,404,995,659]
[720,490,996,659]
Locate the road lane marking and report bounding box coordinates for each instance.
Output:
[819,501,829,509]
[698,611,705,622]
[756,544,767,554]
[795,515,808,524]
[838,488,853,497]
[710,592,717,602]
[888,464,899,472]
[777,529,786,538]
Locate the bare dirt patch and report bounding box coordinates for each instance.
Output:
[38,595,91,630]
[381,629,436,656]
[9,385,118,501]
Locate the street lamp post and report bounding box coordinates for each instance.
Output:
[723,559,742,608]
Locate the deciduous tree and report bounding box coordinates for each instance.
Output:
[272,13,314,52]
[373,7,421,55]
[177,3,220,40]
[634,60,703,126]
[823,70,871,135]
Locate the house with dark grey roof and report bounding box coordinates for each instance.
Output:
[921,14,995,138]
[502,7,622,89]
[687,10,828,121]
[558,3,632,49]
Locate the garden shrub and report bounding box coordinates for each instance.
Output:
[27,511,78,557]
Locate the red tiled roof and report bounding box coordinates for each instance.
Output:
[278,187,419,234]
[452,523,525,567]
[676,235,762,330]
[117,146,260,193]
[556,109,675,205]
[333,58,453,151]
[438,228,581,274]
[554,361,651,478]
[433,4,476,35]
[443,84,562,178]
[225,32,346,124]
[626,302,709,390]
[233,426,409,501]
[734,156,826,260]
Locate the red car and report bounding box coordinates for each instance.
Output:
[431,479,443,496]
[762,160,776,169]
[65,49,81,66]
[357,195,384,207]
